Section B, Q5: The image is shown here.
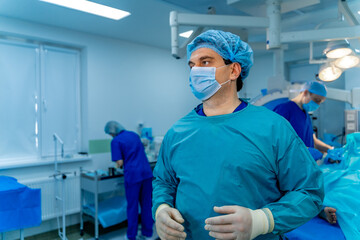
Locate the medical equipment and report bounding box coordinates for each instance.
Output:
[51,133,70,240]
[344,109,360,136]
[80,168,127,240]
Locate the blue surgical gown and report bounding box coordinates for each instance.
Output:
[111,130,153,184]
[152,104,324,240]
[273,101,314,148]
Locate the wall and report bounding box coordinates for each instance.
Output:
[0,16,198,238]
[241,53,274,99]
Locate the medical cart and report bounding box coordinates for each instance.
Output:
[79,168,126,240]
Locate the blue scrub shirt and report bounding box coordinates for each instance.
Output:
[273,101,314,148]
[111,130,153,184]
[152,104,324,240]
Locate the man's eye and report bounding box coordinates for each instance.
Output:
[202,61,210,65]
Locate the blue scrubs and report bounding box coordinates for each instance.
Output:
[152,104,324,240]
[111,130,153,240]
[273,101,314,148]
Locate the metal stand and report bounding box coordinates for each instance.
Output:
[51,133,68,240]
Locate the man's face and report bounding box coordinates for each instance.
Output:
[305,91,326,106]
[188,48,232,85]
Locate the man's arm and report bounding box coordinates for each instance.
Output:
[152,135,186,239]
[313,133,333,152]
[264,135,324,235]
[205,126,323,239]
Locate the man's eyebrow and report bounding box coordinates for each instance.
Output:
[188,55,215,65]
[199,56,215,61]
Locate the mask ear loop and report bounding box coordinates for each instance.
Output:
[218,63,234,86]
[220,79,231,86]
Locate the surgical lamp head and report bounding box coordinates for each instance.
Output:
[323,41,352,59]
[303,81,327,97]
[187,30,254,81]
[104,121,125,136]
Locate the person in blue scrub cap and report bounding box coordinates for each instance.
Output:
[152,30,324,240]
[273,82,338,226]
[104,121,154,240]
[273,81,333,162]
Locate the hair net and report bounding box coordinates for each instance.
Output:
[303,81,327,97]
[104,121,125,135]
[187,30,254,80]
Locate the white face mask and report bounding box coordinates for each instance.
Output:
[189,65,230,101]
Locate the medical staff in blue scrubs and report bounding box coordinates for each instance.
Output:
[273,81,333,162]
[152,30,324,240]
[104,121,154,240]
[273,83,339,231]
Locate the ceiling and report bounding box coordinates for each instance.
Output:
[0,0,359,54]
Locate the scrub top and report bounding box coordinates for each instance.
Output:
[111,130,153,184]
[152,104,324,240]
[273,101,314,148]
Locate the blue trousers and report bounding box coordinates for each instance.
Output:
[125,178,154,240]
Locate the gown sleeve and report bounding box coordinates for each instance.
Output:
[264,126,324,234]
[152,133,179,219]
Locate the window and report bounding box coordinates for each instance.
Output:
[0,39,81,162]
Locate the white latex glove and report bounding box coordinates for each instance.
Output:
[155,205,187,240]
[205,206,271,240]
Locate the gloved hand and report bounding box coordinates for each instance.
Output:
[324,148,344,164]
[155,205,187,240]
[204,206,271,240]
[308,147,323,161]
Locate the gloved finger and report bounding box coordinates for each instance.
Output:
[209,230,236,240]
[158,209,185,232]
[161,216,185,233]
[205,214,235,225]
[169,208,185,224]
[213,206,237,214]
[158,226,187,240]
[205,223,234,233]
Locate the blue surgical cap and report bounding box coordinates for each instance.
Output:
[187,30,254,80]
[104,121,125,135]
[303,81,327,97]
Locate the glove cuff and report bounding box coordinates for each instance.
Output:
[155,203,171,219]
[249,208,274,239]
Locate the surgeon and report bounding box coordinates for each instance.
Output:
[273,83,339,227]
[104,121,154,240]
[152,30,324,240]
[273,81,333,162]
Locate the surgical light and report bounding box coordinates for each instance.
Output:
[179,30,193,38]
[323,41,352,59]
[335,55,360,69]
[318,63,343,82]
[40,0,131,20]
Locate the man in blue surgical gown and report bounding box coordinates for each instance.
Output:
[273,81,333,162]
[273,82,338,225]
[152,30,324,240]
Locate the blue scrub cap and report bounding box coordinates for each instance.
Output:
[303,81,327,97]
[187,30,254,80]
[104,121,125,135]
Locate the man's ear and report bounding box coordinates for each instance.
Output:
[231,62,241,80]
